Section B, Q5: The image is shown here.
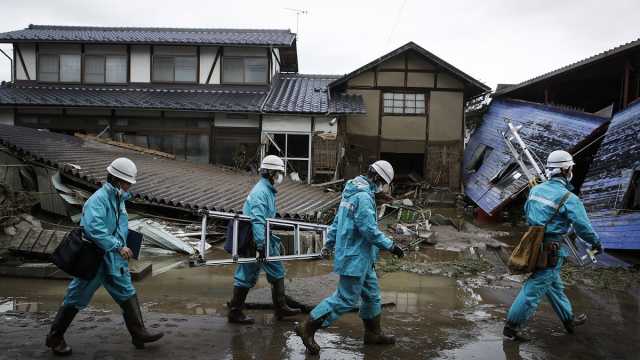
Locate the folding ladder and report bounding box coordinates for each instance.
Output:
[191,209,329,266]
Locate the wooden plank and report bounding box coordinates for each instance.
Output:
[44,231,66,255]
[18,228,42,252]
[8,228,31,250]
[31,229,54,255]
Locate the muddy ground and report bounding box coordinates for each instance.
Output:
[1,250,639,360]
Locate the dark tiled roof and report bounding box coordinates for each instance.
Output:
[0,25,296,47]
[0,124,339,219]
[495,38,640,96]
[262,73,365,114]
[463,98,609,215]
[0,84,267,112]
[329,42,490,98]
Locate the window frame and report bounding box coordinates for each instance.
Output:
[83,54,128,84]
[262,131,312,183]
[222,56,269,85]
[382,92,427,116]
[37,53,82,84]
[151,55,198,84]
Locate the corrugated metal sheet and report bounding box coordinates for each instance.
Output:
[0,25,296,47]
[581,100,640,250]
[0,125,340,219]
[463,99,609,215]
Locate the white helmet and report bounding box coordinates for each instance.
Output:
[260,155,285,172]
[546,150,575,169]
[107,157,137,184]
[370,160,394,184]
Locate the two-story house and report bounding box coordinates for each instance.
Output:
[0,25,364,183]
[0,26,488,189]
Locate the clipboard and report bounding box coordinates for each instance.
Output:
[126,230,143,260]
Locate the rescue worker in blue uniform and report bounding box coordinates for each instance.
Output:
[227,155,301,324]
[46,158,163,356]
[296,160,405,355]
[504,150,603,341]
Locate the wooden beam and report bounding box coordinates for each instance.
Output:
[206,47,222,85]
[15,44,30,80]
[544,88,549,104]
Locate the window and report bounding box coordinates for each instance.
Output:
[222,57,268,84]
[84,55,127,83]
[264,132,311,182]
[383,93,426,115]
[152,55,197,83]
[38,55,59,82]
[466,144,493,173]
[38,54,81,82]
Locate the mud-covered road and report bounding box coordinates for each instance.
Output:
[1,259,639,359]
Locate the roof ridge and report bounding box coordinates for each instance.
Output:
[27,24,293,34]
[12,84,268,95]
[496,37,640,95]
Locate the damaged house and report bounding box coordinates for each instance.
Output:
[327,42,490,189]
[0,25,365,183]
[465,37,640,249]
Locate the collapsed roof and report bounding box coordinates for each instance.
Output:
[581,100,640,250]
[0,124,340,219]
[463,98,610,215]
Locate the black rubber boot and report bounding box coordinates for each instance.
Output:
[363,315,395,345]
[295,315,325,355]
[503,321,530,342]
[120,294,164,349]
[271,279,301,320]
[228,286,255,324]
[563,313,587,334]
[45,305,78,356]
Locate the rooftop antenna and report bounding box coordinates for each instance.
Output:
[285,8,308,35]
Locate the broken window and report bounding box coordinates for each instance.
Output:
[466,144,493,173]
[490,161,520,187]
[622,170,640,210]
[263,132,311,182]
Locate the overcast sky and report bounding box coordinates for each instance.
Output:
[0,0,638,90]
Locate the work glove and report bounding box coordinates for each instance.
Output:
[390,243,405,258]
[257,247,266,263]
[320,247,332,259]
[591,243,603,255]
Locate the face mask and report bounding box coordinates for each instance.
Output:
[374,182,385,193]
[274,173,284,185]
[566,169,573,182]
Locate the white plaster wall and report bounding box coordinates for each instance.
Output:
[428,91,464,141]
[15,43,36,80]
[262,115,311,132]
[153,46,197,56]
[85,45,127,55]
[0,108,15,125]
[224,47,268,57]
[314,117,338,134]
[199,46,220,84]
[130,45,150,83]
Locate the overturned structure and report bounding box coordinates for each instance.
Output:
[463,98,609,215]
[581,100,640,250]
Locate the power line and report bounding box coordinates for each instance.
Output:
[386,0,408,46]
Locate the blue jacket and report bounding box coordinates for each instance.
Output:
[325,176,394,277]
[525,176,600,256]
[80,182,130,276]
[243,177,279,251]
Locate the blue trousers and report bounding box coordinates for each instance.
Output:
[233,260,285,288]
[507,257,573,327]
[63,263,136,310]
[310,266,382,327]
